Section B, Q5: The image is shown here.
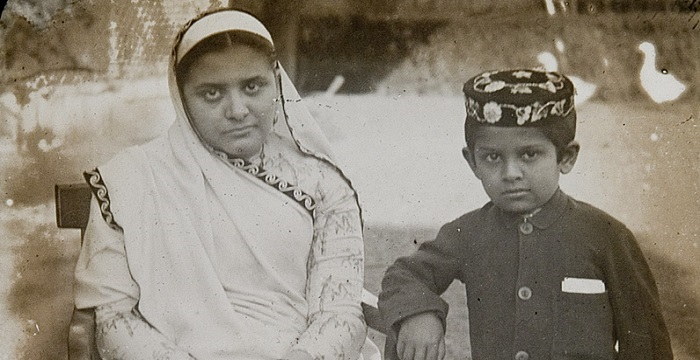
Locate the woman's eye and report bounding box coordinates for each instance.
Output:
[201,89,222,101]
[245,82,261,94]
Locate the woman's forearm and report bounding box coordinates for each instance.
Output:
[95,303,196,360]
[293,246,367,359]
[291,181,367,359]
[293,310,367,360]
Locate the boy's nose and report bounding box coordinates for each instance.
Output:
[224,94,250,121]
[502,160,524,181]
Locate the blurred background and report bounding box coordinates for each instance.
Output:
[0,0,697,358]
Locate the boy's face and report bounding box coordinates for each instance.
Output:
[463,126,579,214]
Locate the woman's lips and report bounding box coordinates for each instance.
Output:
[223,125,254,136]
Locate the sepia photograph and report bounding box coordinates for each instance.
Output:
[0,0,697,359]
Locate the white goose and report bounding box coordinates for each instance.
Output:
[537,51,598,105]
[544,0,557,15]
[638,41,686,103]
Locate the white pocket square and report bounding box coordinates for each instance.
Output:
[561,277,606,294]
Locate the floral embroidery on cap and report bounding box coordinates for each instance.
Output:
[465,70,575,126]
[516,106,532,125]
[540,81,557,93]
[512,70,533,79]
[466,97,480,118]
[531,99,572,123]
[551,99,566,115]
[531,102,547,122]
[468,98,573,125]
[484,80,506,92]
[473,71,565,94]
[483,102,502,123]
[511,84,533,94]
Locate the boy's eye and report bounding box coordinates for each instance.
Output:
[483,153,500,163]
[522,150,539,160]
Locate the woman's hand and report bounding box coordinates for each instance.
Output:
[94,303,197,360]
[396,312,446,360]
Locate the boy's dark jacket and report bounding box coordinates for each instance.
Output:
[379,189,672,359]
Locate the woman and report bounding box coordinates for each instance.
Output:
[74,10,367,360]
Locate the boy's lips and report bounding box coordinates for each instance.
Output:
[502,188,530,196]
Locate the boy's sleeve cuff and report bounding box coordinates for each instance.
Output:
[380,287,449,333]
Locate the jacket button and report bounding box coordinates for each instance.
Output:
[518,286,532,300]
[515,350,529,360]
[519,222,533,234]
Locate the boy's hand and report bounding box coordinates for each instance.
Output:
[396,312,445,360]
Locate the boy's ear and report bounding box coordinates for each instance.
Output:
[462,147,479,175]
[558,141,580,174]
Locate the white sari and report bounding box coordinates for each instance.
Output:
[75,10,368,360]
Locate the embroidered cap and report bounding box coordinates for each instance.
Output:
[463,69,576,128]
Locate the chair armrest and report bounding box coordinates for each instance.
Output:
[362,289,386,334]
[67,308,100,360]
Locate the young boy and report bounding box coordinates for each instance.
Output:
[378,70,672,360]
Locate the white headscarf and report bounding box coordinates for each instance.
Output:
[170,9,341,172]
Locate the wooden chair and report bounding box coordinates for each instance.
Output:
[55,183,386,359]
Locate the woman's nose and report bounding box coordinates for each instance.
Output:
[224,93,250,121]
[502,159,523,181]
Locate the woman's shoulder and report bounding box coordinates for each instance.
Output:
[89,136,170,200]
[102,136,168,168]
[97,136,169,175]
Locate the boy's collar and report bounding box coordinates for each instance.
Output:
[524,188,568,229]
[495,188,569,229]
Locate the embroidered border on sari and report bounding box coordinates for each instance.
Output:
[226,157,317,215]
[83,169,123,231]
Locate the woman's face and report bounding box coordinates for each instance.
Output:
[181,44,277,160]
